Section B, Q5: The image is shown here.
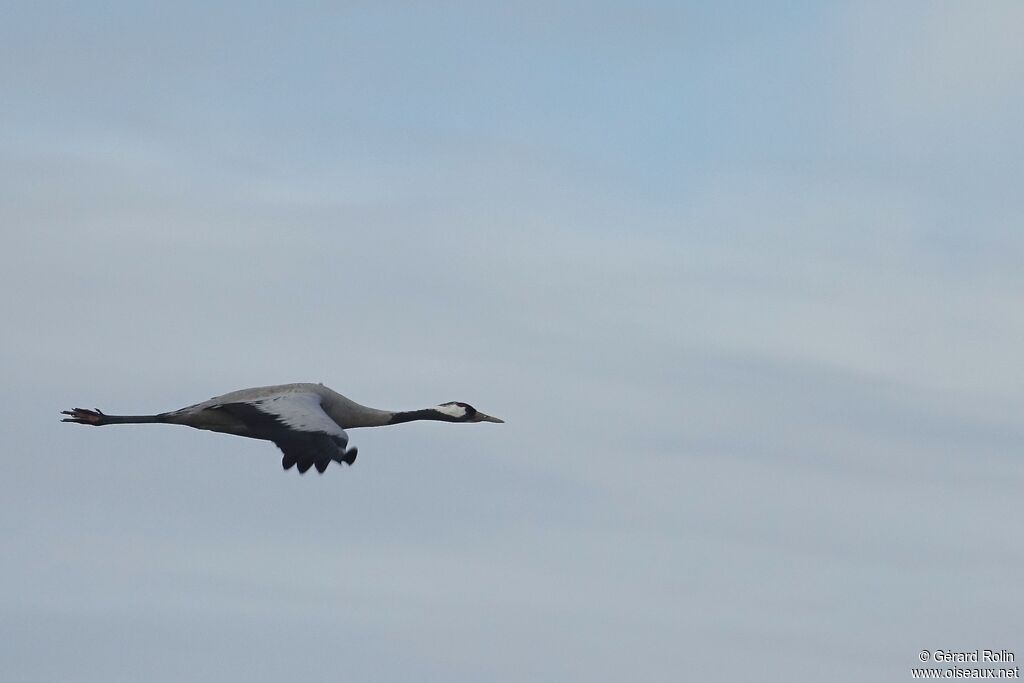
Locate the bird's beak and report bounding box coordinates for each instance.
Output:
[474,412,504,424]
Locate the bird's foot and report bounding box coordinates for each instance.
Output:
[61,408,107,425]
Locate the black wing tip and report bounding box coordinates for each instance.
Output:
[280,446,356,474]
[335,447,357,466]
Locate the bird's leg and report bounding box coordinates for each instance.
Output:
[61,408,109,425]
[60,409,165,425]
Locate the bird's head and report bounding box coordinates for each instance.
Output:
[435,401,504,423]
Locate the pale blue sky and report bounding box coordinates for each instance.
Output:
[2,2,1022,681]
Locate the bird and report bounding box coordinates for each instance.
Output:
[61,382,503,474]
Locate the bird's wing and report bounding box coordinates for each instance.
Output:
[211,392,357,473]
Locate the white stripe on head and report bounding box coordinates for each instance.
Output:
[435,402,468,418]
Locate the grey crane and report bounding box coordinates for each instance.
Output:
[61,383,503,474]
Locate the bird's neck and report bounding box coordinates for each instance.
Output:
[387,408,459,425]
[319,393,394,428]
[319,391,458,428]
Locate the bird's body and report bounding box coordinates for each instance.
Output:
[62,383,503,474]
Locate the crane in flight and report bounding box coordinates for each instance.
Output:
[62,382,503,474]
